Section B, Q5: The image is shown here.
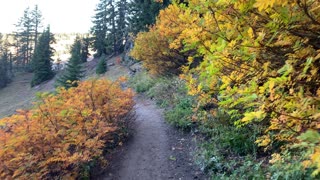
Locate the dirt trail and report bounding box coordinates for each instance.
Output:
[102,96,206,180]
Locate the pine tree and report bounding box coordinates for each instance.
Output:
[0,34,13,89]
[115,0,128,53]
[0,53,10,89]
[15,7,33,69]
[80,36,90,63]
[128,0,169,34]
[31,5,43,51]
[91,0,131,56]
[96,53,107,74]
[56,37,85,88]
[91,0,109,57]
[30,26,55,87]
[109,1,117,54]
[15,5,43,71]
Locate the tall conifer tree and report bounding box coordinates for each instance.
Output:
[91,0,109,57]
[56,37,85,88]
[15,5,43,70]
[31,26,55,87]
[128,0,169,34]
[0,34,11,89]
[31,5,42,51]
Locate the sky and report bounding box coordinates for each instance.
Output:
[0,0,100,33]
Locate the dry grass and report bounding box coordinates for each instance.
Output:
[85,55,130,81]
[0,73,55,118]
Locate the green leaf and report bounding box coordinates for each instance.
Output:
[236,110,266,127]
[298,130,320,144]
[303,57,313,75]
[169,155,176,161]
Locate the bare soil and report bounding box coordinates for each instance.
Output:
[100,96,207,180]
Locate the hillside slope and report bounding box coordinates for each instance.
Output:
[0,55,128,119]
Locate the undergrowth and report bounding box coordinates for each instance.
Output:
[129,70,320,179]
[129,71,195,130]
[128,71,155,93]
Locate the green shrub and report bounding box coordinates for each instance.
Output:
[196,139,266,179]
[193,108,267,178]
[165,97,194,131]
[214,157,266,180]
[96,54,107,74]
[267,150,319,180]
[195,109,320,179]
[128,71,155,93]
[147,77,190,107]
[199,109,260,156]
[139,76,196,130]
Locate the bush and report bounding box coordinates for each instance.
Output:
[196,141,266,179]
[165,97,194,131]
[128,71,155,93]
[193,108,266,178]
[96,54,107,74]
[138,1,320,177]
[267,151,315,180]
[146,77,187,107]
[130,26,187,75]
[0,78,134,179]
[129,72,196,131]
[134,75,196,130]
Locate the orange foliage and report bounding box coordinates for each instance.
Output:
[0,79,134,179]
[130,4,193,75]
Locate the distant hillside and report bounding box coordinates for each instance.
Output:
[53,33,95,63]
[1,33,95,64]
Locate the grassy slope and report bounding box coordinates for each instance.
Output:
[0,73,54,118]
[0,55,129,119]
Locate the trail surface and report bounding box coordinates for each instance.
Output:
[102,96,206,180]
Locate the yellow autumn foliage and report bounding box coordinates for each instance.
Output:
[132,0,320,175]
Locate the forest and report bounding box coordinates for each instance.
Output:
[0,0,319,179]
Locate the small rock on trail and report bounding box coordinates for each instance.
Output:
[100,96,206,180]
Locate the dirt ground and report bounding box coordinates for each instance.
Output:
[100,96,207,180]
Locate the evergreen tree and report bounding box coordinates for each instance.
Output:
[115,0,128,53]
[91,0,109,57]
[96,53,107,74]
[91,0,130,56]
[15,7,33,68]
[31,26,55,87]
[31,5,43,51]
[15,5,43,71]
[128,0,170,34]
[0,34,12,89]
[109,1,117,54]
[56,37,85,88]
[80,36,90,63]
[0,52,10,89]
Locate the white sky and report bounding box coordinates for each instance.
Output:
[0,0,100,33]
